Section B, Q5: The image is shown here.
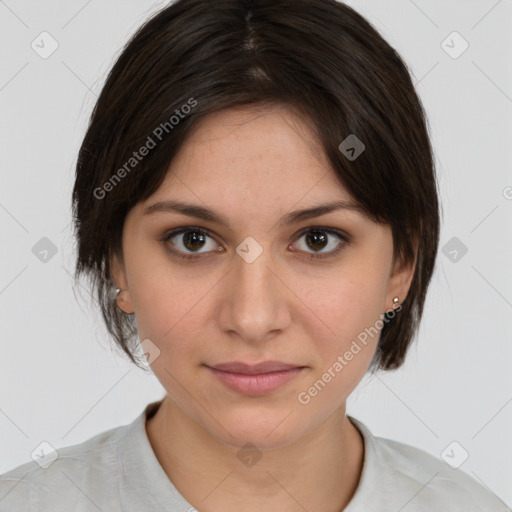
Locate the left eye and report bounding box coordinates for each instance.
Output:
[292,228,347,257]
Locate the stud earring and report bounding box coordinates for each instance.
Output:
[384,297,401,317]
[114,288,133,314]
[112,287,126,308]
[116,289,126,304]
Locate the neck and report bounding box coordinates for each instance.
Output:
[146,396,364,512]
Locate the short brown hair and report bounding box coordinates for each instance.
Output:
[72,0,440,372]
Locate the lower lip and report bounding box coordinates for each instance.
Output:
[206,366,304,396]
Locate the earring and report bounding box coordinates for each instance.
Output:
[112,287,126,309]
[383,297,400,317]
[116,289,126,304]
[111,286,134,314]
[108,286,121,302]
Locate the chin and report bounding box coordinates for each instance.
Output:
[205,405,308,451]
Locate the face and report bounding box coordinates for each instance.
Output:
[112,105,415,450]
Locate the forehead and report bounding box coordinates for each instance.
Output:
[151,105,354,206]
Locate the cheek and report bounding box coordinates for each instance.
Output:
[126,259,217,369]
[131,273,204,343]
[303,268,388,365]
[293,278,386,410]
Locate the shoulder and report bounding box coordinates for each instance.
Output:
[379,436,508,509]
[348,417,511,511]
[0,423,127,511]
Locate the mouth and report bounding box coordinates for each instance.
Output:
[204,361,307,396]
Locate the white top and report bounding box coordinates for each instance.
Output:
[0,399,509,511]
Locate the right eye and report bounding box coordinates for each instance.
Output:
[160,227,224,260]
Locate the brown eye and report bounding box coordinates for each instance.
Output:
[292,227,349,259]
[162,228,221,259]
[305,231,328,251]
[182,231,207,251]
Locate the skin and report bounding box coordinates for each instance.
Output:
[111,105,416,512]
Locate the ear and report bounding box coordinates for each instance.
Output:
[110,250,135,314]
[385,237,418,312]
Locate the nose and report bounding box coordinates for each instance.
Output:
[217,244,292,343]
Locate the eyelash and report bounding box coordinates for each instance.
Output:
[159,226,350,261]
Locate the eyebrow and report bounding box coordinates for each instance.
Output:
[143,199,366,228]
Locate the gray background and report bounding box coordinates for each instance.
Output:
[1,0,511,506]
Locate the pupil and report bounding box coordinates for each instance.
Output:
[184,231,205,251]
[306,231,327,251]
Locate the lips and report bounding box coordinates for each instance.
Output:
[207,361,305,374]
[205,361,306,395]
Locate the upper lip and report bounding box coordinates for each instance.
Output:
[207,361,305,374]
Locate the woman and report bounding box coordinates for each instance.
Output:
[0,0,508,510]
